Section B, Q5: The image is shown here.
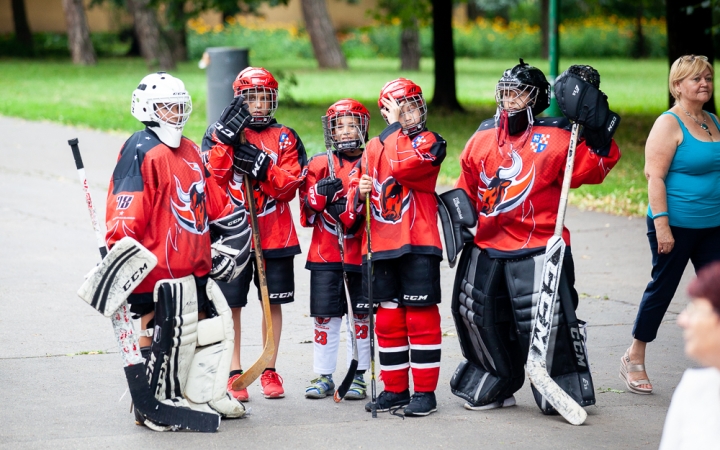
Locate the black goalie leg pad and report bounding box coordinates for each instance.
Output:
[504,251,595,414]
[450,245,525,406]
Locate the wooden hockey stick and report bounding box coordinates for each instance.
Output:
[68,138,219,432]
[231,134,275,391]
[525,124,587,426]
[317,116,360,403]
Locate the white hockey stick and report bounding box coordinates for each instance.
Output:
[525,124,588,426]
[68,138,220,432]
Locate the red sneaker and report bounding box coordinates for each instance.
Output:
[261,370,285,399]
[228,373,250,402]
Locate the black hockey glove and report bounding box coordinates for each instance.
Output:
[307,177,343,212]
[233,142,270,181]
[325,197,347,223]
[212,96,251,146]
[582,112,621,156]
[554,67,610,130]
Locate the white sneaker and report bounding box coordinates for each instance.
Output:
[464,395,517,411]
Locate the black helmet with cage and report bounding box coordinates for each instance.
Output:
[496,58,551,118]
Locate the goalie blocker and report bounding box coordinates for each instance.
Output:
[436,188,477,268]
[449,244,595,413]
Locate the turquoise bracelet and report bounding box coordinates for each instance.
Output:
[651,212,669,220]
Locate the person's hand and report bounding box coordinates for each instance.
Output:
[358,174,372,201]
[655,220,675,255]
[380,97,401,125]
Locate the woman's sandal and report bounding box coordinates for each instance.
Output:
[619,349,653,395]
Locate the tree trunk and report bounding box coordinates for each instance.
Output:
[61,0,96,65]
[11,0,33,53]
[126,0,175,71]
[430,0,462,111]
[632,2,646,59]
[400,18,420,71]
[666,0,715,112]
[466,0,481,22]
[299,0,347,69]
[164,0,188,62]
[540,0,549,59]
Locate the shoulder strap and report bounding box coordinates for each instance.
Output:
[707,111,720,130]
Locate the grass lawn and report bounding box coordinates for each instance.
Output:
[0,56,700,216]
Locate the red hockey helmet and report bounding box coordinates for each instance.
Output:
[378,78,426,136]
[232,67,279,125]
[325,98,370,152]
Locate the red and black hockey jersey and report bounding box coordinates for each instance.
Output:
[456,117,621,257]
[106,129,233,294]
[300,151,364,272]
[202,121,307,258]
[346,122,447,261]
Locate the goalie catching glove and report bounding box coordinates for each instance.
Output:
[209,207,252,282]
[232,142,270,181]
[307,177,343,212]
[554,65,621,156]
[211,96,252,147]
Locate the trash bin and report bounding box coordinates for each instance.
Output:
[202,47,249,126]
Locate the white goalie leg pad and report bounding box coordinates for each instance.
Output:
[78,236,158,317]
[184,279,245,418]
[349,314,371,371]
[149,276,199,405]
[314,317,341,375]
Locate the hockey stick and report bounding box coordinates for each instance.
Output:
[525,123,587,426]
[361,131,378,418]
[67,138,219,432]
[318,116,360,402]
[231,133,275,391]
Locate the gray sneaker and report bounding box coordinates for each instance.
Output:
[305,375,335,399]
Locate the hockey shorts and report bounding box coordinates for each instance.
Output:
[310,269,365,317]
[216,255,295,307]
[362,253,442,307]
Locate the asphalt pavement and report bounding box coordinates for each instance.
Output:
[0,116,698,449]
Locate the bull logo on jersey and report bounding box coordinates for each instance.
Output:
[478,151,535,217]
[170,159,208,234]
[228,173,276,217]
[371,174,410,224]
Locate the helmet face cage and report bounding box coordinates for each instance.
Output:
[239,86,278,125]
[495,81,538,116]
[385,94,427,135]
[329,111,369,152]
[152,98,192,127]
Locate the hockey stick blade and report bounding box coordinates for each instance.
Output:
[232,169,275,391]
[333,359,359,402]
[333,275,360,402]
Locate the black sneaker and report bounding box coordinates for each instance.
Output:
[365,389,411,412]
[404,391,437,417]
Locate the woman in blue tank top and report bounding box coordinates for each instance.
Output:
[622,55,720,395]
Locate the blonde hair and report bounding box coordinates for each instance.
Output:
[669,55,714,102]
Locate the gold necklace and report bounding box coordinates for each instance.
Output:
[679,102,712,136]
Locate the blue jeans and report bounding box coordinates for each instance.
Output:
[632,216,720,342]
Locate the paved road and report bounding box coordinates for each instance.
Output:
[0,117,697,449]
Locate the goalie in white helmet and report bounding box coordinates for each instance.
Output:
[106,72,252,429]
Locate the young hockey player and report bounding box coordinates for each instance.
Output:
[107,72,251,428]
[345,78,447,417]
[202,67,307,401]
[300,99,371,400]
[449,60,621,414]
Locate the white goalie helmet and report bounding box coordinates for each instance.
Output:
[131,72,192,148]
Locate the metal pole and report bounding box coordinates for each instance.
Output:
[204,47,249,126]
[546,0,561,117]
